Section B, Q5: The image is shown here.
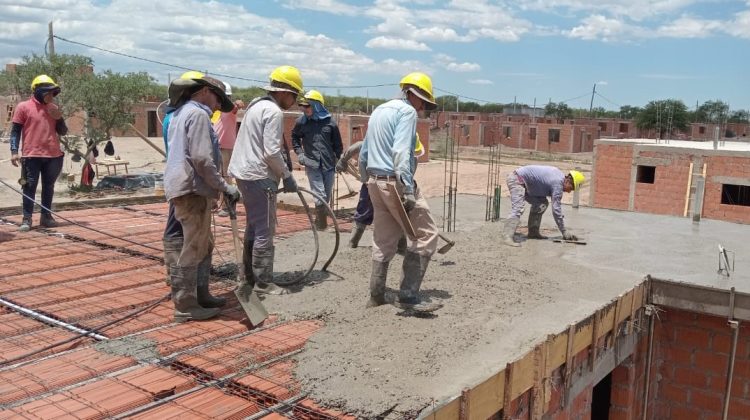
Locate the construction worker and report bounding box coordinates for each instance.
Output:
[213,81,245,217]
[229,65,302,296]
[164,73,240,322]
[337,134,424,249]
[358,72,442,313]
[9,75,67,232]
[501,165,585,247]
[292,90,342,230]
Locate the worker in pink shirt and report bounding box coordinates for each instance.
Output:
[9,75,67,232]
[212,80,244,217]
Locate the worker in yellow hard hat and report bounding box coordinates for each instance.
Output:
[228,65,303,296]
[501,165,585,247]
[9,74,67,232]
[292,90,343,230]
[163,72,240,322]
[213,80,245,218]
[357,71,441,313]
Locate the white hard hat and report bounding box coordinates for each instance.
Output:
[221,80,232,96]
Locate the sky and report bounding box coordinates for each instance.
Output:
[1,0,749,111]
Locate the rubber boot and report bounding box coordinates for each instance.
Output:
[252,246,288,295]
[197,254,226,308]
[171,265,221,323]
[349,223,366,248]
[527,212,547,240]
[396,252,442,312]
[315,205,328,231]
[396,235,407,256]
[242,239,255,288]
[502,217,521,247]
[39,213,58,228]
[18,217,32,232]
[162,237,184,286]
[367,260,389,308]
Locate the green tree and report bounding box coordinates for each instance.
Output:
[636,99,689,138]
[695,100,729,123]
[619,105,642,119]
[728,109,749,123]
[544,102,574,121]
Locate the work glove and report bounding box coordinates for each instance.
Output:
[225,184,241,202]
[402,192,416,213]
[297,155,307,167]
[561,230,578,241]
[335,159,347,173]
[282,175,298,193]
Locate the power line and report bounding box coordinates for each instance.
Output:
[558,92,591,104]
[595,91,621,108]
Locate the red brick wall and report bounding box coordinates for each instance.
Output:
[648,308,750,419]
[592,143,633,210]
[702,156,750,224]
[632,151,692,216]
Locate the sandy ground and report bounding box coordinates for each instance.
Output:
[0,135,591,210]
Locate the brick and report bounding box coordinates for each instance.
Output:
[695,350,730,375]
[675,327,711,350]
[673,367,707,387]
[690,389,723,411]
[659,383,688,404]
[669,404,702,419]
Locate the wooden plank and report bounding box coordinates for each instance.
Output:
[617,289,634,325]
[531,342,548,419]
[684,161,694,217]
[502,363,514,420]
[425,397,461,420]
[562,323,576,408]
[628,286,639,334]
[545,333,568,377]
[511,351,536,400]
[466,369,505,420]
[597,303,616,342]
[590,309,601,370]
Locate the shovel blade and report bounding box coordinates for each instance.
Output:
[437,242,454,254]
[234,283,268,327]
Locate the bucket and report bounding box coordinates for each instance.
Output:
[154,180,165,197]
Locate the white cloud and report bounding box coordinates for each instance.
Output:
[469,79,494,85]
[433,53,480,72]
[567,14,641,41]
[366,36,431,51]
[378,58,432,76]
[278,0,360,16]
[657,15,723,38]
[723,7,750,38]
[520,0,701,21]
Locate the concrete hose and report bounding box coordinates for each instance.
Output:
[297,187,340,272]
[269,189,319,286]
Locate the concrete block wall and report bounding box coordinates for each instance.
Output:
[703,155,750,223]
[649,308,750,419]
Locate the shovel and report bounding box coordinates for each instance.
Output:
[437,233,455,254]
[337,173,358,200]
[225,193,268,326]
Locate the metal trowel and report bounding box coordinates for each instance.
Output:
[226,194,268,326]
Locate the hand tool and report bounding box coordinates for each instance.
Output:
[226,193,268,326]
[436,233,455,254]
[337,173,358,199]
[385,182,416,238]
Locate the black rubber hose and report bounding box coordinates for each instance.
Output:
[297,187,340,272]
[269,189,319,286]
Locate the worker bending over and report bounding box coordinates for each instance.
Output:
[501,165,585,247]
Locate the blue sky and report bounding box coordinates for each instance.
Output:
[1,0,748,110]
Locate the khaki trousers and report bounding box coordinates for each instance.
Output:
[367,178,438,262]
[172,194,213,267]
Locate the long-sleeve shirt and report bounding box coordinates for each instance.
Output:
[164,100,228,201]
[291,116,342,171]
[340,141,362,165]
[358,99,417,194]
[229,97,291,183]
[214,107,238,150]
[10,97,66,157]
[516,165,566,231]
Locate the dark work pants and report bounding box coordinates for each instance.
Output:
[353,183,373,226]
[22,156,64,219]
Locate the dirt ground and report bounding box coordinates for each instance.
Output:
[0,136,591,210]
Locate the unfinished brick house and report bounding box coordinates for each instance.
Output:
[591,139,750,224]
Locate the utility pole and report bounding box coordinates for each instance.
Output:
[47,21,55,58]
[456,95,459,113]
[532,98,536,123]
[366,89,369,114]
[589,83,596,115]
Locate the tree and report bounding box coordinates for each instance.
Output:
[728,110,749,123]
[636,99,689,138]
[695,100,729,124]
[2,53,160,187]
[544,102,574,121]
[619,105,642,120]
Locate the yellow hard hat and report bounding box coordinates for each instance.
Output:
[266,65,303,94]
[303,90,325,105]
[211,110,221,124]
[399,72,437,110]
[414,133,424,156]
[180,71,205,80]
[569,170,585,191]
[31,74,58,89]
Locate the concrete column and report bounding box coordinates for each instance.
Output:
[692,176,705,223]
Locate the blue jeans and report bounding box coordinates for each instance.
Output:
[353,183,373,226]
[22,156,64,218]
[237,178,277,250]
[305,167,334,207]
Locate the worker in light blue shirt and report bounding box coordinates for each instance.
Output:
[358,72,442,314]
